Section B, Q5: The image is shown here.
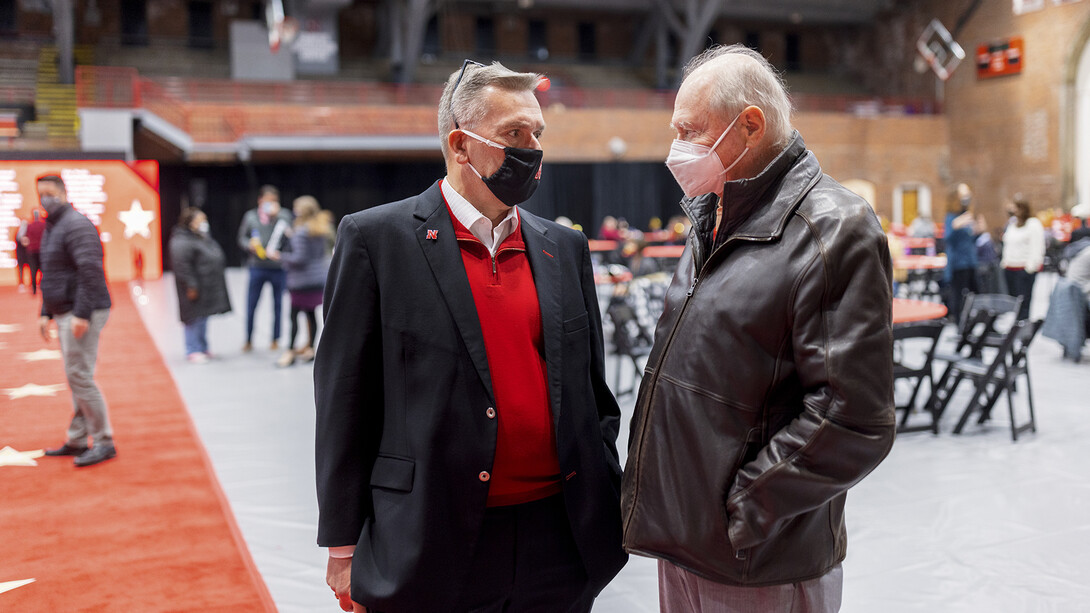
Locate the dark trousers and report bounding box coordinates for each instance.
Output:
[28,252,40,294]
[288,306,318,350]
[1004,268,1036,321]
[946,268,979,323]
[449,494,593,613]
[245,267,286,343]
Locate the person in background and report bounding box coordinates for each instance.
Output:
[597,215,623,240]
[943,183,979,322]
[236,185,292,352]
[23,209,46,295]
[14,216,28,292]
[621,44,894,613]
[36,174,117,468]
[169,207,232,363]
[1070,203,1090,243]
[975,214,1006,294]
[1001,197,1047,321]
[907,208,936,239]
[277,195,333,368]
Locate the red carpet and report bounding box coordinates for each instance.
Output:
[0,284,277,612]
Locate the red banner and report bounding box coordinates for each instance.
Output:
[1,160,162,286]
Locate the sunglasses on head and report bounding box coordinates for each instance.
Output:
[450,59,486,130]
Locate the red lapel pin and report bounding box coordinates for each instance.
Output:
[426,229,438,240]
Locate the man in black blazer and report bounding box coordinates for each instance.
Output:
[315,60,627,613]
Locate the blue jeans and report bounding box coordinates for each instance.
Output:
[245,267,286,344]
[184,316,209,355]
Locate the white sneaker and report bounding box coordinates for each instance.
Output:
[187,352,210,364]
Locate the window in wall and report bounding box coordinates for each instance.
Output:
[744,30,760,52]
[120,0,148,46]
[528,19,548,60]
[578,21,596,61]
[476,16,495,57]
[188,0,214,49]
[785,32,800,71]
[0,0,16,35]
[423,15,440,58]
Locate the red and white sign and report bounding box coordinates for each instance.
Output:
[977,37,1024,79]
[0,160,162,286]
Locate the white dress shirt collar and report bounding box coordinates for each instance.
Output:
[441,178,520,256]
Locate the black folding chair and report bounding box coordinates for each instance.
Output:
[605,296,653,397]
[892,321,945,434]
[928,309,999,422]
[936,319,1043,441]
[958,293,1023,351]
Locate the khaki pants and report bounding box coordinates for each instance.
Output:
[658,560,843,613]
[56,309,113,447]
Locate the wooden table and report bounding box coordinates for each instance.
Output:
[893,298,948,324]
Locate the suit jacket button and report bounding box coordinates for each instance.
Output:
[486,407,496,419]
[478,471,490,482]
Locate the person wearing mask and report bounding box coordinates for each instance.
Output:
[169,207,232,363]
[621,45,894,612]
[35,174,117,467]
[315,60,627,612]
[1001,197,1047,321]
[277,195,333,367]
[943,183,979,322]
[23,209,46,295]
[236,185,291,352]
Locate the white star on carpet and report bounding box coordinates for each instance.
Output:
[0,578,36,594]
[119,199,155,239]
[0,323,22,334]
[18,349,62,362]
[4,383,66,400]
[0,447,44,467]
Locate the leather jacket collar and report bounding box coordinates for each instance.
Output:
[681,131,817,270]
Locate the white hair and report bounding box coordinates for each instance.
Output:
[438,61,541,159]
[682,44,794,149]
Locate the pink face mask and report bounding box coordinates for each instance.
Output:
[665,111,749,198]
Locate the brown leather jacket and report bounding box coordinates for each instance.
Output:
[620,133,895,586]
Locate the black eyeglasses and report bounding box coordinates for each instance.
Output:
[450,59,486,129]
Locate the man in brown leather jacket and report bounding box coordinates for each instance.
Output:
[620,44,895,612]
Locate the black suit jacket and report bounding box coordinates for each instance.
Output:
[314,181,627,611]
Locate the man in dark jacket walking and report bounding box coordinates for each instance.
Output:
[35,174,117,468]
[620,45,895,611]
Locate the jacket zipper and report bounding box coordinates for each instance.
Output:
[623,232,705,537]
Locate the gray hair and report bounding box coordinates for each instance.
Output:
[682,45,794,148]
[438,61,542,158]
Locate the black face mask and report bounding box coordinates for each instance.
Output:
[462,129,543,207]
[480,147,543,207]
[40,195,66,217]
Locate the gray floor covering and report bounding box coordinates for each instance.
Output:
[132,268,1090,613]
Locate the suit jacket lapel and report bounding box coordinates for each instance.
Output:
[520,210,564,430]
[414,183,495,403]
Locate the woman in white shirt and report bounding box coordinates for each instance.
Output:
[1001,197,1047,320]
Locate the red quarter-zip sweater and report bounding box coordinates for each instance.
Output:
[447,205,562,507]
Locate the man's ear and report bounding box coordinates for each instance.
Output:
[448,130,471,164]
[740,105,766,148]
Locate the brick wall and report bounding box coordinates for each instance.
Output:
[904,0,1090,230]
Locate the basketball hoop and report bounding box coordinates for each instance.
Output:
[265,0,298,53]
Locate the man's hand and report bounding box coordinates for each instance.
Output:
[326,556,363,612]
[71,316,89,339]
[186,287,199,301]
[38,316,52,342]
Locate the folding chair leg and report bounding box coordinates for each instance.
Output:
[953,377,992,434]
